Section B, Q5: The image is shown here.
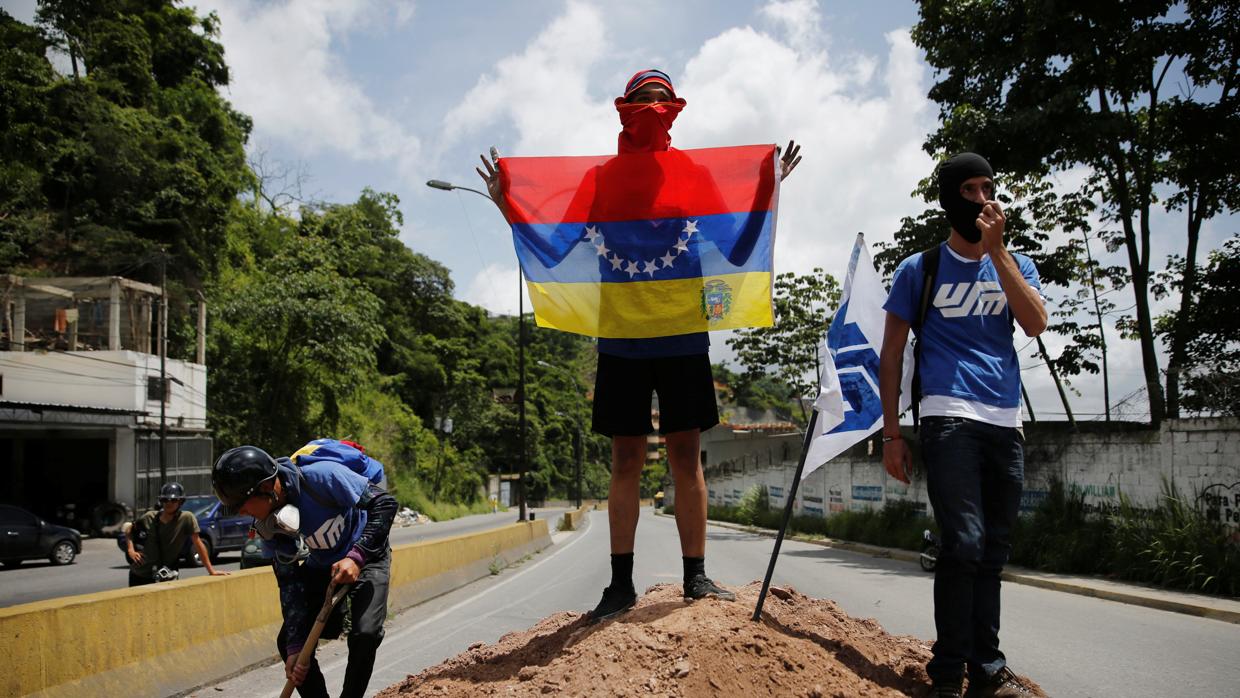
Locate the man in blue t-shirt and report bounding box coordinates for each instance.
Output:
[878,153,1047,698]
[478,69,803,622]
[212,445,397,698]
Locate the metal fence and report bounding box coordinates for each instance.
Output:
[135,435,214,509]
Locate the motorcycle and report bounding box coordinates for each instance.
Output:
[919,529,940,572]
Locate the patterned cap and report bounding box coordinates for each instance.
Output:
[622,69,675,100]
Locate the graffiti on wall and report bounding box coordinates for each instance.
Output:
[1070,483,1118,499]
[828,487,844,513]
[852,485,883,502]
[768,485,785,506]
[1020,489,1048,513]
[1198,482,1240,526]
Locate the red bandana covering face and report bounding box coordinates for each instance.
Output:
[614,97,687,154]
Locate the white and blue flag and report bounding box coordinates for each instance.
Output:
[802,234,912,479]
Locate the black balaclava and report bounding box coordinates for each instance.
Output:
[937,152,995,243]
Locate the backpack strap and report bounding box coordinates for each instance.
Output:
[910,244,942,432]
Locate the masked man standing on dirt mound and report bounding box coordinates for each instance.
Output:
[478,69,802,621]
[879,153,1046,698]
[212,445,397,698]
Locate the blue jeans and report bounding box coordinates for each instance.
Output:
[921,416,1024,684]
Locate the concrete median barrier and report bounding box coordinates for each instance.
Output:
[0,520,550,698]
[559,504,594,531]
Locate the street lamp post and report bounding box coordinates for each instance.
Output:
[427,178,528,523]
[537,360,584,508]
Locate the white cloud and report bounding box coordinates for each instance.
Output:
[441,0,614,157]
[461,262,522,316]
[674,23,936,283]
[759,0,823,55]
[198,0,422,175]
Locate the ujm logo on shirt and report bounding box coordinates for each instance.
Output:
[934,282,1007,318]
[306,515,345,550]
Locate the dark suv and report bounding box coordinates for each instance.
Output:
[1,504,82,567]
[117,495,252,566]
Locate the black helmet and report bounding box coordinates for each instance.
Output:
[158,481,185,504]
[213,446,279,514]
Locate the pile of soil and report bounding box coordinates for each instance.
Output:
[377,582,1046,697]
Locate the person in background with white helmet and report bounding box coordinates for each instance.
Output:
[212,444,397,698]
[124,481,228,586]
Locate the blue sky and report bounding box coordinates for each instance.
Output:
[5,0,1234,421]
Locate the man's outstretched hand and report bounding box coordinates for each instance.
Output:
[779,140,802,181]
[476,153,501,200]
[476,151,509,219]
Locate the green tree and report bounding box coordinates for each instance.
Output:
[712,362,798,418]
[912,0,1240,425]
[210,225,385,453]
[727,268,841,420]
[0,11,57,270]
[0,1,251,286]
[1155,236,1240,416]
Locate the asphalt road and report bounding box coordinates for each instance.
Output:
[0,506,567,608]
[198,509,1240,698]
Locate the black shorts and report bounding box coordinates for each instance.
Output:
[592,352,719,437]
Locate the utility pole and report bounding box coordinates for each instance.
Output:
[1082,230,1111,421]
[158,250,168,488]
[574,421,583,508]
[517,268,528,523]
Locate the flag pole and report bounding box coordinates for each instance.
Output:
[752,407,819,621]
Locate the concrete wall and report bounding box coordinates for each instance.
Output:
[694,418,1240,526]
[0,520,551,698]
[0,350,206,429]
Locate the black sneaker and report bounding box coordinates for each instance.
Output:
[588,585,636,622]
[964,667,1029,697]
[683,575,736,601]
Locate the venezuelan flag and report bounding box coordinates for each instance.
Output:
[499,144,778,338]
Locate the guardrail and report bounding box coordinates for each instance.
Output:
[0,520,550,697]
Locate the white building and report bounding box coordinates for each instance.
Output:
[1,275,211,533]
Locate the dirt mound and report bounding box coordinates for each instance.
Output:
[377,582,1046,697]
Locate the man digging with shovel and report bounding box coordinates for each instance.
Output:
[213,445,398,698]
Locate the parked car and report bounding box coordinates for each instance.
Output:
[0,504,82,567]
[116,495,252,567]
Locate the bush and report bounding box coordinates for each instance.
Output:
[1010,478,1112,574]
[708,497,934,553]
[736,485,771,525]
[386,469,495,522]
[1010,477,1239,597]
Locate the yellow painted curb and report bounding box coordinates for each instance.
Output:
[1,520,550,697]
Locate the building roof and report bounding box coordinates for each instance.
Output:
[0,399,146,415]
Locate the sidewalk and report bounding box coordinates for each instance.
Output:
[692,514,1240,625]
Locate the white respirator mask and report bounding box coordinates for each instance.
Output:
[253,503,300,539]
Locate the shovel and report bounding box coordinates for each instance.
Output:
[279,581,350,698]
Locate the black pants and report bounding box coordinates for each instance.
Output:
[276,551,391,698]
[921,417,1024,684]
[128,570,156,587]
